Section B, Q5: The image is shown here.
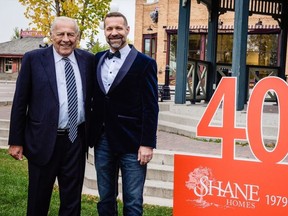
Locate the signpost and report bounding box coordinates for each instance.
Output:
[174,77,288,215]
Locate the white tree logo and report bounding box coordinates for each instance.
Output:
[185,166,215,207]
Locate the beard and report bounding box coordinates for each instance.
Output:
[107,37,126,50]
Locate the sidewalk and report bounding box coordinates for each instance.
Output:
[156,98,278,160]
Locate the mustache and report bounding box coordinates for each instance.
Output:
[108,36,122,39]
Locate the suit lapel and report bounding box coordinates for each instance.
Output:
[97,52,108,94]
[41,46,58,102]
[109,46,138,92]
[96,46,138,94]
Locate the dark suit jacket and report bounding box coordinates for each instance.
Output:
[91,46,159,153]
[8,46,94,165]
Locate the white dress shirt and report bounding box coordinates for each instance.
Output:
[53,47,85,129]
[101,44,131,93]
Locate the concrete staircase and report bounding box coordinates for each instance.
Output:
[0,119,9,148]
[0,81,15,106]
[83,148,174,207]
[157,102,279,142]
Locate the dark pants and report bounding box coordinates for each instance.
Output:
[27,133,86,216]
[94,133,147,216]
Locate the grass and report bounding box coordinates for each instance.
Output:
[0,149,172,216]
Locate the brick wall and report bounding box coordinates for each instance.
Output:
[134,0,283,84]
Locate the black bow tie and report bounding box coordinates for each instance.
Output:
[107,50,121,59]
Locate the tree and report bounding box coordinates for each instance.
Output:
[18,0,112,40]
[87,37,133,54]
[10,27,20,40]
[87,38,109,54]
[186,166,215,206]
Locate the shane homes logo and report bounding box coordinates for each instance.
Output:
[185,166,260,209]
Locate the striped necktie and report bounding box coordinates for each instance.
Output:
[63,57,78,143]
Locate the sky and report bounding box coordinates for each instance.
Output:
[0,0,136,46]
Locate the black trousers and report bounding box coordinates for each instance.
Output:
[26,132,86,216]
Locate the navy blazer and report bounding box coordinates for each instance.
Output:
[91,46,159,153]
[8,46,94,165]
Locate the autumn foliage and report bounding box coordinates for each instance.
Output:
[18,0,112,40]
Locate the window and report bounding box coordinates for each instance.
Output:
[143,34,157,59]
[167,31,279,86]
[168,34,205,85]
[247,34,278,66]
[217,34,233,64]
[217,33,279,66]
[188,34,202,61]
[5,58,13,73]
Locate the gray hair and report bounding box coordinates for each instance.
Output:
[50,16,79,34]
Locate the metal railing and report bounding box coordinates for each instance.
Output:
[186,60,210,103]
[216,63,280,102]
[166,61,280,103]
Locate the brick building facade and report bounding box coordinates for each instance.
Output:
[134,0,281,84]
[0,30,46,77]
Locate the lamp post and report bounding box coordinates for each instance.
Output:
[39,37,49,48]
[162,65,171,100]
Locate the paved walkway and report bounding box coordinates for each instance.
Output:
[156,98,279,160]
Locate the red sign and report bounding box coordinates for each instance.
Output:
[20,30,45,38]
[174,77,288,216]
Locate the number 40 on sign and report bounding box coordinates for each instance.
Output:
[173,77,288,216]
[197,76,287,163]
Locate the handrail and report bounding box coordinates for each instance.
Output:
[216,63,280,102]
[186,59,210,103]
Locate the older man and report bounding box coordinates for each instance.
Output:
[8,16,94,216]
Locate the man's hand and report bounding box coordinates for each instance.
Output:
[8,145,23,160]
[138,146,153,165]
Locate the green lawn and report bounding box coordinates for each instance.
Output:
[0,149,172,215]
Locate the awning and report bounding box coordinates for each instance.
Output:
[166,24,280,33]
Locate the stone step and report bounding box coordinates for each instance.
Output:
[166,102,279,127]
[158,111,200,127]
[158,102,171,112]
[158,118,277,143]
[147,162,173,182]
[159,107,279,129]
[0,89,15,92]
[0,101,12,106]
[158,109,279,141]
[84,161,174,200]
[0,128,8,137]
[150,149,174,166]
[88,148,175,166]
[0,120,10,147]
[0,137,8,147]
[0,80,16,84]
[0,119,10,128]
[87,150,174,183]
[0,92,14,96]
[81,185,173,207]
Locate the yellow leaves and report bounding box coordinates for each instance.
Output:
[17,0,112,40]
[62,0,79,17]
